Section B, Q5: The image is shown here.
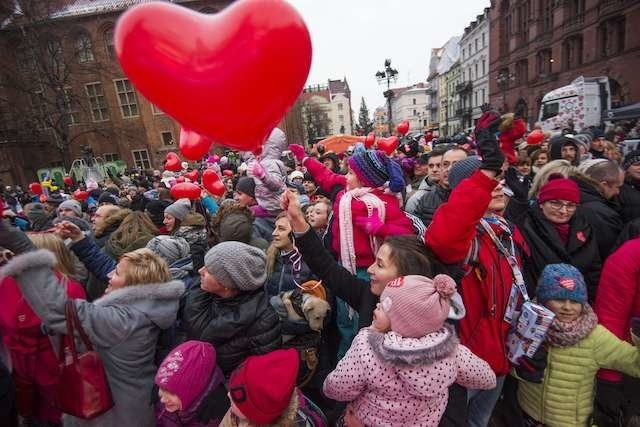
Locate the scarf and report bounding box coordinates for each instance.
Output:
[552,223,570,246]
[338,187,386,274]
[546,303,598,347]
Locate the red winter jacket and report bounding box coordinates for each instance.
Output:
[304,157,414,268]
[0,272,86,422]
[426,170,527,376]
[595,238,640,382]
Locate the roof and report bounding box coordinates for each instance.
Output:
[328,78,349,96]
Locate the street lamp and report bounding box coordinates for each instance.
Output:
[376,59,398,135]
[496,70,515,112]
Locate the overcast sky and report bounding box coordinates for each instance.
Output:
[287,0,491,114]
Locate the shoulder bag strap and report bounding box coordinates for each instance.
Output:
[67,300,94,352]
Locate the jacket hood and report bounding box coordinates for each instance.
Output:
[169,256,194,280]
[262,128,287,160]
[96,208,131,236]
[181,212,206,227]
[95,280,184,329]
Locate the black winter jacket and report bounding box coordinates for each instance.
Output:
[619,178,640,223]
[182,287,281,376]
[265,250,315,297]
[414,184,450,228]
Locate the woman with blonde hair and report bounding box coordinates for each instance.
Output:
[0,222,184,427]
[0,232,86,426]
[104,211,158,259]
[528,159,580,199]
[604,140,622,163]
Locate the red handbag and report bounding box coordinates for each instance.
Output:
[55,300,114,419]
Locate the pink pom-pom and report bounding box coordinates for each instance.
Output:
[434,274,456,298]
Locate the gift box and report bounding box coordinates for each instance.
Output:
[507,301,555,364]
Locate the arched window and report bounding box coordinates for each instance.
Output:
[75,33,94,63]
[104,28,115,59]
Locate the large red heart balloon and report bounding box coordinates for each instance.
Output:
[115,1,312,152]
[164,152,182,172]
[365,132,376,149]
[396,121,410,135]
[73,189,89,201]
[202,169,226,197]
[170,182,201,200]
[179,127,213,161]
[184,170,199,182]
[28,182,42,195]
[377,136,399,156]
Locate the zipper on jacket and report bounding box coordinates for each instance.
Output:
[490,264,497,317]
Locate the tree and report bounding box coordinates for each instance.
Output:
[302,100,331,146]
[355,97,374,135]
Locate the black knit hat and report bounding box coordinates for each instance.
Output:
[235,177,255,199]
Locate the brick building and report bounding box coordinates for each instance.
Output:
[489,0,640,125]
[0,0,233,186]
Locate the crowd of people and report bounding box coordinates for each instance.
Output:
[0,110,639,427]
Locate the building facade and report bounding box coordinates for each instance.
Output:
[389,83,429,134]
[298,78,353,145]
[444,61,462,136]
[373,106,388,136]
[428,36,461,137]
[0,0,233,186]
[489,0,640,124]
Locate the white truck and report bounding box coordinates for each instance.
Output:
[538,76,611,131]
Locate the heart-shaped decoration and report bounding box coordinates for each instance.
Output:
[164,152,182,172]
[115,0,312,152]
[377,136,399,156]
[184,170,199,182]
[170,182,201,200]
[63,176,73,186]
[175,176,185,183]
[28,182,42,195]
[526,129,544,145]
[222,169,234,177]
[202,169,226,197]
[179,127,213,161]
[365,132,376,149]
[73,189,89,201]
[397,121,409,135]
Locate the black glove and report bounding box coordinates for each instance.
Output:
[515,346,547,383]
[475,110,501,136]
[504,167,531,201]
[477,131,505,173]
[0,222,35,256]
[593,378,624,427]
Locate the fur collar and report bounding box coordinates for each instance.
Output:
[94,279,184,306]
[0,249,56,280]
[368,324,458,366]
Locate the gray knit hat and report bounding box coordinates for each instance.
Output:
[164,198,191,221]
[57,199,82,217]
[235,177,256,199]
[204,241,266,291]
[146,235,191,265]
[448,156,481,189]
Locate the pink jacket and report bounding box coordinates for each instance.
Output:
[323,326,496,426]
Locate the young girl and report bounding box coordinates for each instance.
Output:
[516,263,640,427]
[323,274,496,426]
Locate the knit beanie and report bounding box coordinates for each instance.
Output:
[228,349,299,425]
[447,156,481,189]
[347,150,405,192]
[623,150,640,169]
[146,235,190,265]
[380,274,457,338]
[203,241,266,291]
[155,341,221,411]
[145,200,172,228]
[537,263,587,305]
[97,192,118,205]
[57,199,82,217]
[164,198,191,221]
[235,177,256,199]
[537,174,580,204]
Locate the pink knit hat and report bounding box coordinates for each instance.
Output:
[380,274,457,338]
[155,340,219,411]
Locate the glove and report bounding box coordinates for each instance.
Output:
[631,317,640,345]
[475,110,501,136]
[593,378,624,427]
[288,144,307,163]
[515,346,547,383]
[477,131,505,173]
[504,167,531,201]
[354,210,384,235]
[251,162,266,180]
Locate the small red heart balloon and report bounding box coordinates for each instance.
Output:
[29,182,42,195]
[377,136,399,156]
[184,170,199,182]
[396,121,410,135]
[365,132,376,149]
[179,127,213,161]
[222,169,234,178]
[526,129,545,145]
[175,176,185,183]
[170,182,200,200]
[202,169,226,197]
[115,1,312,152]
[164,152,182,172]
[63,176,73,186]
[73,189,89,201]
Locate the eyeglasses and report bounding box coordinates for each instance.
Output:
[547,200,578,211]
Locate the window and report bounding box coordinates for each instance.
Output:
[481,89,486,104]
[537,49,552,76]
[516,59,529,85]
[541,0,553,32]
[482,33,486,47]
[598,17,626,58]
[104,153,120,162]
[104,28,115,59]
[337,103,343,110]
[160,131,174,145]
[30,89,48,128]
[75,33,94,63]
[474,64,478,80]
[541,102,559,121]
[413,109,417,116]
[132,149,151,170]
[151,104,164,115]
[64,87,80,124]
[482,60,486,76]
[563,35,583,69]
[475,91,478,107]
[46,39,63,70]
[569,0,585,15]
[412,98,416,105]
[114,79,139,118]
[474,39,478,52]
[338,114,344,122]
[85,82,109,122]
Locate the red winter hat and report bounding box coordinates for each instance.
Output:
[229,349,299,424]
[537,174,580,205]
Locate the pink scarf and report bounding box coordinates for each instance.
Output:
[546,303,598,347]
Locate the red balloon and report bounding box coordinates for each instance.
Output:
[396,121,410,135]
[184,170,199,182]
[526,129,545,145]
[365,132,376,149]
[115,1,312,152]
[170,182,200,200]
[377,136,399,156]
[175,176,185,183]
[63,175,73,186]
[28,182,42,195]
[222,169,234,177]
[73,189,89,201]
[164,152,182,172]
[202,169,226,197]
[179,127,213,160]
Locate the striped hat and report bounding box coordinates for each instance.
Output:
[347,150,404,192]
